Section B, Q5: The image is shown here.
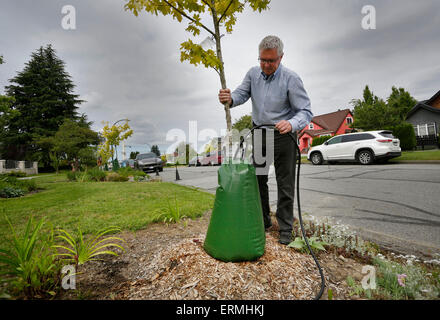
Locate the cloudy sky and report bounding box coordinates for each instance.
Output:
[1,0,439,157]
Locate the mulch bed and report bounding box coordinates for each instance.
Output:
[62,210,366,300]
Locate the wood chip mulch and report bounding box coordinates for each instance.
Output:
[119,234,334,300]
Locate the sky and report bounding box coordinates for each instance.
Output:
[1,0,439,158]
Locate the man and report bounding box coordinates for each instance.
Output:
[218,35,313,245]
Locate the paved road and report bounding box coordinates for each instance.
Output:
[160,163,440,257]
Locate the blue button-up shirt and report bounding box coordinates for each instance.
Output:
[230,64,313,132]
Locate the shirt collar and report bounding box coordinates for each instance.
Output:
[261,63,282,81]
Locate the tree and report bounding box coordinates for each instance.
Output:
[351,85,401,131]
[124,0,271,151]
[232,114,252,131]
[2,45,83,164]
[0,55,4,64]
[130,151,140,159]
[151,145,161,156]
[36,119,100,172]
[387,86,417,122]
[98,120,133,165]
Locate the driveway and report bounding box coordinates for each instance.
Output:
[160,163,440,257]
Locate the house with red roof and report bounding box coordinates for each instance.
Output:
[298,109,355,153]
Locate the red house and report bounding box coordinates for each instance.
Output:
[298,109,355,153]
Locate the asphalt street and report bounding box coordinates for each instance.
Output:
[160,163,440,257]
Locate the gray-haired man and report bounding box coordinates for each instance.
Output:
[218,35,313,245]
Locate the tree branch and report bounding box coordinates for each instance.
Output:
[200,0,214,13]
[162,0,216,37]
[218,0,235,24]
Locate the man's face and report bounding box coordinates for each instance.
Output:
[259,48,283,76]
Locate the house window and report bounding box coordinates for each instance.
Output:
[346,117,353,125]
[414,123,437,137]
[309,123,314,129]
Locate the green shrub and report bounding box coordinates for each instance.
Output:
[6,171,27,178]
[54,226,125,267]
[0,175,37,196]
[311,135,332,147]
[87,167,107,182]
[112,159,120,171]
[15,179,37,192]
[105,172,129,182]
[0,217,61,299]
[392,122,416,151]
[66,171,77,181]
[373,256,440,299]
[0,186,25,198]
[117,167,147,178]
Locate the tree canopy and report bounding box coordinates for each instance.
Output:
[124,0,271,135]
[2,45,84,163]
[351,85,417,131]
[36,119,100,172]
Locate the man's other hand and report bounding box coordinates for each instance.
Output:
[218,89,232,105]
[275,120,292,134]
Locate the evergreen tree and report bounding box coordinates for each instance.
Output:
[151,145,161,156]
[2,45,83,163]
[130,151,140,159]
[387,86,418,122]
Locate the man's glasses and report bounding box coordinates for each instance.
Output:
[258,57,279,64]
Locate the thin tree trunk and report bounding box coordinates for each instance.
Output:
[211,1,233,158]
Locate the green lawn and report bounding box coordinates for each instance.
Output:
[0,173,214,247]
[393,149,440,161]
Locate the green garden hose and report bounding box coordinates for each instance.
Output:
[238,124,326,300]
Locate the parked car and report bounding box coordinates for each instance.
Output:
[307,130,401,165]
[201,151,223,166]
[135,152,164,172]
[121,159,135,168]
[188,156,201,167]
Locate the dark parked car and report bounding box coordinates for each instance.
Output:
[135,153,164,172]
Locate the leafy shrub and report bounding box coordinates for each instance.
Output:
[0,217,61,298]
[311,135,332,147]
[0,186,25,198]
[53,226,125,267]
[116,167,146,178]
[287,236,328,254]
[153,195,188,223]
[5,171,27,177]
[15,179,37,192]
[0,175,37,197]
[66,171,77,181]
[392,122,416,151]
[105,172,129,182]
[372,256,440,299]
[87,167,107,182]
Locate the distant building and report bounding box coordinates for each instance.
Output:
[298,109,355,153]
[406,90,440,144]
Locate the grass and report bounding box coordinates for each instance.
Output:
[0,172,214,249]
[392,149,440,161]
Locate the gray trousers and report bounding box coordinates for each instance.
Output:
[252,125,297,234]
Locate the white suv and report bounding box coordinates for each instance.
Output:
[307,131,401,165]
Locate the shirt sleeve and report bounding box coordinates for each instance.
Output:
[230,69,252,108]
[287,75,313,132]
